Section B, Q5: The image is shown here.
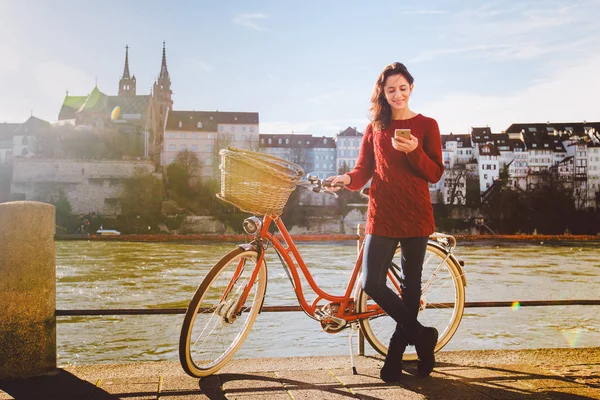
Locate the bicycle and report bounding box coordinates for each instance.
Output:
[179,173,467,378]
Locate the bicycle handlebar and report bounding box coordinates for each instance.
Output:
[322,181,345,189]
[297,175,345,198]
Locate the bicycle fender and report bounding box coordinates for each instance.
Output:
[427,241,467,287]
[237,243,257,252]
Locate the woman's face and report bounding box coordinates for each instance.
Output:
[383,73,413,111]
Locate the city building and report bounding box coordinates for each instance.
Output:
[0,116,51,164]
[437,133,473,205]
[163,110,259,179]
[0,123,20,164]
[335,127,363,172]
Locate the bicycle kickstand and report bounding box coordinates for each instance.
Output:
[348,323,359,375]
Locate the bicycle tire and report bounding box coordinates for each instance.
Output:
[179,247,267,377]
[357,242,465,360]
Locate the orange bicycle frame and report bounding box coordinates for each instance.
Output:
[231,215,394,323]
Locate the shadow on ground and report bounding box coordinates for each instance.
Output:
[0,370,116,399]
[197,361,599,400]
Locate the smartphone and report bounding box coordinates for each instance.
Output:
[394,128,411,140]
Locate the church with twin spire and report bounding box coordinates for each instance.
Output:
[57,43,173,165]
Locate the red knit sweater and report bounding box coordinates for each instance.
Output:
[346,114,444,238]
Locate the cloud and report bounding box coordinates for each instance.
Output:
[185,59,215,73]
[400,9,447,15]
[411,2,600,63]
[421,56,600,134]
[412,35,600,63]
[233,13,270,32]
[266,73,278,83]
[309,90,346,105]
[0,45,19,73]
[410,44,511,63]
[33,61,94,98]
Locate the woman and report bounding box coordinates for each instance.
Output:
[328,62,444,381]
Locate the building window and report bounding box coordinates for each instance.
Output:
[178,121,182,128]
[197,122,203,128]
[208,133,214,139]
[181,145,187,151]
[242,127,247,132]
[268,138,272,144]
[168,144,175,151]
[278,138,282,144]
[191,145,198,151]
[219,126,224,132]
[285,138,289,144]
[206,158,213,166]
[168,157,174,163]
[192,133,200,139]
[230,126,235,132]
[207,145,214,152]
[180,133,185,139]
[250,127,255,133]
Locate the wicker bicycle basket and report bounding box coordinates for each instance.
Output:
[217,147,304,216]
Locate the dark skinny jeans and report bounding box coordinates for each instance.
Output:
[362,234,429,339]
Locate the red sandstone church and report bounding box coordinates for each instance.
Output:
[57,43,173,165]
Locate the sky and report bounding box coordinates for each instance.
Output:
[1,0,599,136]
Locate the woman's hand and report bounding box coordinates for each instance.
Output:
[325,174,351,191]
[392,134,418,153]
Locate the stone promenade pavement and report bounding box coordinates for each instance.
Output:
[1,347,598,399]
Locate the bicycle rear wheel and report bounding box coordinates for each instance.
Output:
[357,243,465,360]
[179,247,267,377]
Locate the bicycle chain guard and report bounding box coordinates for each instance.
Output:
[316,302,351,334]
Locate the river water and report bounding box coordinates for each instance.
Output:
[55,240,599,366]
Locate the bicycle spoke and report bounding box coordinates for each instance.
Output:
[358,243,465,360]
[180,248,267,377]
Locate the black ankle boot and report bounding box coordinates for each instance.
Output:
[415,326,438,377]
[380,329,407,382]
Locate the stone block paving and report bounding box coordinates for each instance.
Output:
[0,348,598,399]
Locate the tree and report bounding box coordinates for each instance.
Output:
[465,177,481,208]
[0,165,12,203]
[118,168,164,231]
[175,150,201,179]
[444,165,467,205]
[166,163,189,198]
[247,135,261,152]
[484,168,578,234]
[52,189,76,233]
[338,161,351,175]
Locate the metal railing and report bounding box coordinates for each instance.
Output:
[54,299,600,317]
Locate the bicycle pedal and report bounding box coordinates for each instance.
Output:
[314,309,326,321]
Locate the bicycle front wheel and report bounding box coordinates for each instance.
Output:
[357,243,465,360]
[179,247,267,377]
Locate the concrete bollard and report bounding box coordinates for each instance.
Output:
[0,201,56,379]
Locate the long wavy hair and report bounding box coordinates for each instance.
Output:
[369,62,414,132]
